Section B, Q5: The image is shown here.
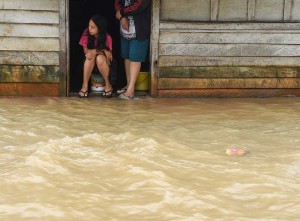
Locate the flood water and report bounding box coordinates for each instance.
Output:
[0,97,299,221]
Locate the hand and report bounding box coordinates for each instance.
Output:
[85,50,96,60]
[121,17,129,31]
[104,50,113,65]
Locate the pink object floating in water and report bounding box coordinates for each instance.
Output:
[226,148,248,156]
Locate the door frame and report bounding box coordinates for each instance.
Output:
[59,0,69,96]
[60,0,159,97]
[150,0,160,97]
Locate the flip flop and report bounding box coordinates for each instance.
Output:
[118,93,134,100]
[102,90,113,98]
[116,88,127,95]
[79,90,88,98]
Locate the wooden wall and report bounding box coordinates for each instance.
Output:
[0,0,62,96]
[154,0,300,97]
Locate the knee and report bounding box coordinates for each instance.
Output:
[84,58,95,65]
[96,55,107,66]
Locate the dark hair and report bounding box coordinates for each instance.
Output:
[87,14,108,51]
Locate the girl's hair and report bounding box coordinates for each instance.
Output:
[87,14,108,51]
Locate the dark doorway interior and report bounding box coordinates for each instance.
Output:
[69,0,149,93]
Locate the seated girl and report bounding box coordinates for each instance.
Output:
[79,14,113,98]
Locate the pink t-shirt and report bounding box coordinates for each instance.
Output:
[79,28,112,51]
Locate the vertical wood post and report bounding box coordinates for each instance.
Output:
[150,0,160,97]
[247,0,256,21]
[284,0,293,21]
[59,0,68,96]
[211,0,219,21]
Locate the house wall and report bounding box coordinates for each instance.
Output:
[155,0,300,97]
[0,0,62,96]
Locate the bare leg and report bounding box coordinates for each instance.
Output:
[124,59,130,88]
[80,58,95,95]
[124,61,141,97]
[96,55,112,93]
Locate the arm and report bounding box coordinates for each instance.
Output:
[114,0,121,11]
[83,47,97,60]
[120,0,151,17]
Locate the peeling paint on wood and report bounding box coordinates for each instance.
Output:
[158,78,300,89]
[0,65,60,82]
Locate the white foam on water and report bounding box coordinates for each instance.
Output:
[0,203,64,218]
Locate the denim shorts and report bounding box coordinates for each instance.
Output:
[120,37,149,62]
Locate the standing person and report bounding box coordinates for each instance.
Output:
[114,0,151,99]
[79,14,113,98]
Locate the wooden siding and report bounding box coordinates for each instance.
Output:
[0,0,61,96]
[160,0,300,22]
[156,20,300,97]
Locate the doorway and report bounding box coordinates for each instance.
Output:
[68,0,149,94]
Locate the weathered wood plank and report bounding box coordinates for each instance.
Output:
[291,0,300,20]
[0,0,59,11]
[211,0,219,21]
[0,24,59,38]
[0,65,60,83]
[150,0,160,97]
[161,0,210,21]
[160,22,300,30]
[159,32,300,44]
[159,56,300,67]
[0,83,60,96]
[158,78,300,89]
[0,37,59,51]
[0,10,59,24]
[159,44,300,56]
[59,0,67,96]
[284,0,293,21]
[159,67,300,78]
[157,89,300,98]
[247,0,256,20]
[255,0,285,21]
[0,51,59,66]
[218,0,248,21]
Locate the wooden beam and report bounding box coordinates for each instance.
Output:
[211,0,219,21]
[158,78,300,89]
[157,89,300,98]
[150,0,160,97]
[0,83,60,96]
